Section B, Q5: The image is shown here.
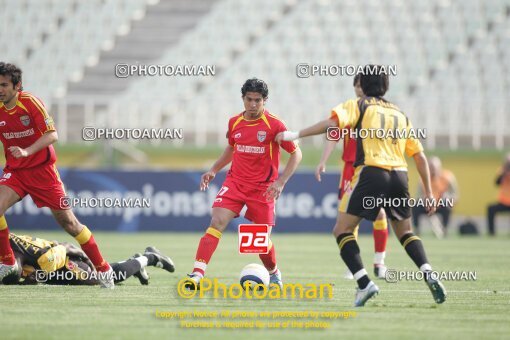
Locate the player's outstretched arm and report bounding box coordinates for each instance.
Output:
[8,131,58,159]
[413,151,437,215]
[200,145,234,191]
[275,118,337,143]
[315,140,337,182]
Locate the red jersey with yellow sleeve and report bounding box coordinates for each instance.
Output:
[342,125,357,163]
[226,110,298,188]
[331,97,423,170]
[0,91,56,170]
[338,126,357,197]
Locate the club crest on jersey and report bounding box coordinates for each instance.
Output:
[234,133,241,139]
[20,115,30,126]
[257,130,267,142]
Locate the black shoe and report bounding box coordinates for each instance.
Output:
[144,246,175,273]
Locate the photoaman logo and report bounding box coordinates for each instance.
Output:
[177,278,333,299]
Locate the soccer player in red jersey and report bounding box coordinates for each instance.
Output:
[0,62,114,288]
[315,74,389,279]
[184,78,302,289]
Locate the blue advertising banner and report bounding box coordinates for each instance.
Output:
[5,169,373,233]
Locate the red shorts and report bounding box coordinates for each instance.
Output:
[1,163,67,210]
[212,177,275,226]
[339,162,355,200]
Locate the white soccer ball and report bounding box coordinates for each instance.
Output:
[239,263,270,290]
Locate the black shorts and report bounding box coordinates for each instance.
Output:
[339,166,411,221]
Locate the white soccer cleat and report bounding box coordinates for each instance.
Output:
[425,274,447,304]
[269,269,283,290]
[184,273,202,290]
[97,267,115,289]
[0,260,19,282]
[354,281,379,307]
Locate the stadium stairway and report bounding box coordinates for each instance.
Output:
[61,0,216,143]
[67,0,216,100]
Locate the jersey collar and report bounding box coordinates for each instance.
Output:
[242,110,271,129]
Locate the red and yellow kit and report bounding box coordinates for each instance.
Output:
[0,91,56,170]
[0,91,66,209]
[226,110,297,188]
[213,110,298,225]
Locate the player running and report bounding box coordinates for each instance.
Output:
[0,62,114,288]
[316,74,388,279]
[1,232,175,286]
[184,78,302,290]
[277,65,446,306]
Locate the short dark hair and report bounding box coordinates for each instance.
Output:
[359,65,388,97]
[353,73,361,86]
[0,62,23,90]
[241,78,268,99]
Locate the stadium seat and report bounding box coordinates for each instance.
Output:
[4,0,507,148]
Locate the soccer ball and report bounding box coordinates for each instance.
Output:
[239,263,269,290]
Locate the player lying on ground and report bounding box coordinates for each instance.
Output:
[184,78,302,290]
[0,62,114,288]
[1,232,175,285]
[277,65,446,306]
[316,73,389,280]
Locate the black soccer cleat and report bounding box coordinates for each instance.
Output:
[144,246,175,273]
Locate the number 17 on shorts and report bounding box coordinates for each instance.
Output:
[238,224,269,254]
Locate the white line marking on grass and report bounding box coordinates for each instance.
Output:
[336,289,510,294]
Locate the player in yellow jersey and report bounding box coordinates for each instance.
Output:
[277,65,446,306]
[2,232,175,286]
[316,74,389,280]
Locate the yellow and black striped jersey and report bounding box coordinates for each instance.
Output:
[9,233,67,273]
[331,96,423,170]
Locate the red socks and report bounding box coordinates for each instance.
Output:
[373,219,388,266]
[259,240,277,274]
[192,227,222,276]
[0,216,15,265]
[373,219,388,253]
[75,226,110,272]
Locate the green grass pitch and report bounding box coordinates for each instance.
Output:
[0,231,509,339]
